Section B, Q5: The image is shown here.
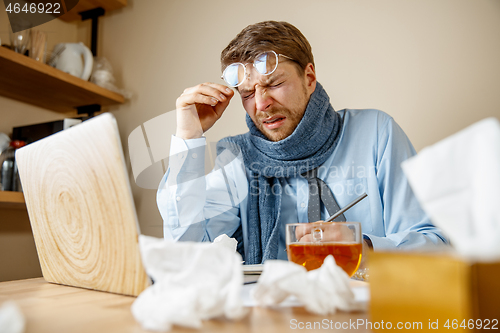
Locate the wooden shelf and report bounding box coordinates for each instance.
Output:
[0,47,124,113]
[59,0,127,22]
[0,191,25,210]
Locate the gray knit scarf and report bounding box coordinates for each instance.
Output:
[216,82,342,264]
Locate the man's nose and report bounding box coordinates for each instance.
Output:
[255,87,272,111]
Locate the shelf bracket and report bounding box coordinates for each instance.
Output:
[76,104,101,119]
[79,7,105,56]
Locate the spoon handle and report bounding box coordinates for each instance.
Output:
[325,193,368,222]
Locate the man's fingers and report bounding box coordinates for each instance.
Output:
[203,82,235,96]
[180,87,222,104]
[176,82,234,138]
[295,224,312,240]
[293,221,353,243]
[299,234,313,243]
[176,92,219,108]
[213,93,233,117]
[182,83,233,102]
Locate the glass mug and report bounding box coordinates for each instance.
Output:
[286,222,362,277]
[9,29,31,55]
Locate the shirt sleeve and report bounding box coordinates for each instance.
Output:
[157,135,243,242]
[366,117,449,250]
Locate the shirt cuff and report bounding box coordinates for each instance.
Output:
[170,135,206,155]
[364,233,399,250]
[168,135,207,185]
[363,234,373,250]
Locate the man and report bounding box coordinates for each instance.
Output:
[157,21,447,264]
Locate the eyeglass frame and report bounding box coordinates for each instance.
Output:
[221,50,295,87]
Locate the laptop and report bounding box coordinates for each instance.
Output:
[16,113,150,296]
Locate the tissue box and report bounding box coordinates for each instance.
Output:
[369,252,500,332]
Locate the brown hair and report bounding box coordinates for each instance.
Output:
[220,21,314,74]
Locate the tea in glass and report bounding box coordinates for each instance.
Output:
[286,222,362,276]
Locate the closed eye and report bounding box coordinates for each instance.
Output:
[242,91,255,100]
[271,81,284,88]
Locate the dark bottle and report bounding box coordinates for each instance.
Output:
[0,140,26,191]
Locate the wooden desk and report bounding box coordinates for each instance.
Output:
[0,278,370,333]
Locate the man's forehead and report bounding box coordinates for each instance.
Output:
[238,71,287,93]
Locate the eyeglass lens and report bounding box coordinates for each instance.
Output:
[223,51,279,87]
[254,52,278,75]
[223,64,244,87]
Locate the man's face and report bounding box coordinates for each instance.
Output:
[237,61,316,142]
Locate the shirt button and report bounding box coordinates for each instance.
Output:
[192,153,198,159]
[300,202,306,208]
[176,196,181,202]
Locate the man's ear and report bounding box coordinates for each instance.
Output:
[303,63,316,95]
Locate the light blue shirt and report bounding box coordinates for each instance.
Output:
[157,109,448,261]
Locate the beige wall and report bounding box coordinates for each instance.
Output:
[0,209,42,281]
[1,0,500,241]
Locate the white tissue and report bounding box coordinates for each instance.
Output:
[131,235,247,332]
[402,117,500,260]
[0,302,25,333]
[212,234,238,253]
[252,256,365,315]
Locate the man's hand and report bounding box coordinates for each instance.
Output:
[175,83,234,140]
[295,221,355,243]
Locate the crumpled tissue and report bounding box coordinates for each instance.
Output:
[131,234,246,332]
[212,233,238,253]
[0,301,25,333]
[252,255,365,315]
[402,117,500,260]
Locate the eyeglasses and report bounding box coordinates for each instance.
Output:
[221,50,294,87]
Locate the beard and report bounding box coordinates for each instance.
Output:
[253,107,305,142]
[251,83,309,142]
